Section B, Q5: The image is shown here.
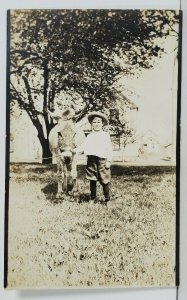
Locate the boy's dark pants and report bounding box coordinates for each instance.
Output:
[90,180,110,202]
[86,155,111,203]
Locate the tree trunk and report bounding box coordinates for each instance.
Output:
[40,137,52,164]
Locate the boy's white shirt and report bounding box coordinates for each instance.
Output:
[77,130,113,162]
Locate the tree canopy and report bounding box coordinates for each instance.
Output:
[9,9,179,162]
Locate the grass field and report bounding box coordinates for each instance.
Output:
[7,163,176,288]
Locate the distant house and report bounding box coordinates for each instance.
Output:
[139,130,161,155]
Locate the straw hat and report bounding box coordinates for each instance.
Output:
[87,111,108,126]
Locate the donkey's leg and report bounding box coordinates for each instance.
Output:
[56,157,64,198]
[70,154,78,195]
[63,163,68,193]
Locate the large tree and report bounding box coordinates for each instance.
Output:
[9,9,179,163]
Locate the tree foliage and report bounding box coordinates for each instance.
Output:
[9,9,179,162]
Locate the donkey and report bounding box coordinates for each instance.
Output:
[48,108,85,199]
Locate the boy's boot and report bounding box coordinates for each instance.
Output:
[90,180,97,203]
[102,183,110,205]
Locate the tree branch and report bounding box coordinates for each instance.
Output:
[10,81,45,141]
[10,49,41,58]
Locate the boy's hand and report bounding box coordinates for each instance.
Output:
[105,161,111,169]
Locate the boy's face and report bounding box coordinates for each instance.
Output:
[92,117,103,131]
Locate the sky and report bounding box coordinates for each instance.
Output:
[121,35,178,147]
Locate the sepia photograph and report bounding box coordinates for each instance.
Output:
[5,9,181,289]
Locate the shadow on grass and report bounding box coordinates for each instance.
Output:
[111,165,175,177]
[42,182,57,195]
[10,163,175,189]
[10,163,175,176]
[42,181,90,204]
[41,182,59,204]
[77,193,90,203]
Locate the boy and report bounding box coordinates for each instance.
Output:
[78,111,113,205]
